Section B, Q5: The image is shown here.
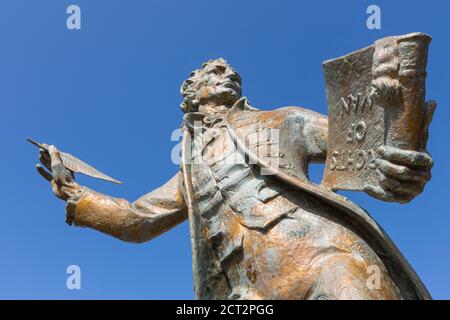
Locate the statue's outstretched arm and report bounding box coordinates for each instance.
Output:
[69,173,187,243]
[35,145,187,243]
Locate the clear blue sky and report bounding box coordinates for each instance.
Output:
[1,0,449,299]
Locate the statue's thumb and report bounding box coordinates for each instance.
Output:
[48,146,68,183]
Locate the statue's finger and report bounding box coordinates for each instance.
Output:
[377,146,433,168]
[365,183,414,204]
[39,147,49,155]
[377,170,423,195]
[36,164,53,182]
[39,151,52,172]
[48,145,68,183]
[50,180,65,200]
[377,170,400,191]
[364,185,396,202]
[376,159,430,182]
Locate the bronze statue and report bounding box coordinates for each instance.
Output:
[32,33,435,299]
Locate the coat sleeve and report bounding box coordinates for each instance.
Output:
[67,172,188,243]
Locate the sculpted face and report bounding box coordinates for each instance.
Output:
[180,59,242,113]
[196,60,242,107]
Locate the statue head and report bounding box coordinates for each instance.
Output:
[180,58,242,113]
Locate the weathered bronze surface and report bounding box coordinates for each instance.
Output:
[32,33,435,299]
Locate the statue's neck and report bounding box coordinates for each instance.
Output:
[198,103,230,115]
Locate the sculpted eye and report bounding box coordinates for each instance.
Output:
[208,65,226,75]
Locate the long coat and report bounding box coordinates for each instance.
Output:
[180,97,430,300]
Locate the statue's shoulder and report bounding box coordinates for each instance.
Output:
[227,97,326,133]
[226,97,327,181]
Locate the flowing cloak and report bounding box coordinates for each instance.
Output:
[180,97,431,300]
